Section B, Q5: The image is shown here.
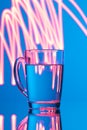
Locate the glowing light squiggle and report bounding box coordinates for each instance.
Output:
[56,0,87,35]
[0,115,4,130]
[11,115,16,130]
[0,0,63,85]
[0,114,17,130]
[1,0,87,85]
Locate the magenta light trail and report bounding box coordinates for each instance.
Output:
[56,0,87,35]
[11,115,17,130]
[0,0,87,85]
[69,0,87,24]
[0,115,4,130]
[17,116,28,130]
[0,0,64,85]
[0,114,17,130]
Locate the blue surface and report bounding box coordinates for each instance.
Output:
[0,0,87,129]
[61,102,87,130]
[17,102,87,130]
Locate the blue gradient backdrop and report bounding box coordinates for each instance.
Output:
[0,0,87,129]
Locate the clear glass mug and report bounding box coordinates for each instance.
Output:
[14,49,64,109]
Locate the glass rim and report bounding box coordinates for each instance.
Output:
[25,49,64,51]
[24,49,64,54]
[24,49,64,65]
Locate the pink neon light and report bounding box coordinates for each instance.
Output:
[56,0,87,35]
[69,0,87,24]
[17,116,28,130]
[1,0,87,85]
[11,114,16,130]
[0,0,64,85]
[0,115,4,130]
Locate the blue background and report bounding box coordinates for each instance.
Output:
[0,0,87,129]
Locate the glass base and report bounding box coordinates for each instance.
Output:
[28,101,60,112]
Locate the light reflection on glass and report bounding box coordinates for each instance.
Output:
[17,110,61,130]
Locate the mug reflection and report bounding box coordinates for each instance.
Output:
[17,110,62,130]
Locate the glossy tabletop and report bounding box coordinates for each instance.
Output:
[16,102,87,130]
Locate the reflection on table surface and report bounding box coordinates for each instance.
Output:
[16,102,87,130]
[17,109,61,130]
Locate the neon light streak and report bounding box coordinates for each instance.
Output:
[11,114,17,130]
[56,0,87,35]
[1,0,87,85]
[0,115,4,130]
[0,0,64,85]
[69,0,87,24]
[17,116,28,130]
[0,114,17,130]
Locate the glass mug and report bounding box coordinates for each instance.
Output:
[14,49,64,109]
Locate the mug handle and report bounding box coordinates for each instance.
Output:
[14,57,28,97]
